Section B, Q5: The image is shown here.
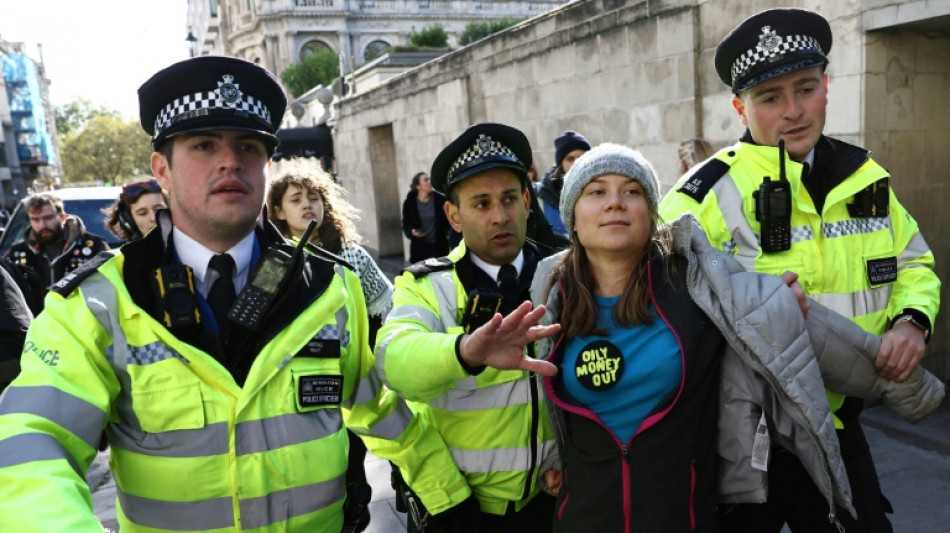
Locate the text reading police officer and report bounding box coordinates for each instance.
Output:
[376,123,561,532]
[0,55,470,533]
[660,8,940,533]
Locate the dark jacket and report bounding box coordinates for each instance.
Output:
[0,263,32,391]
[401,190,451,263]
[4,215,109,289]
[541,254,723,533]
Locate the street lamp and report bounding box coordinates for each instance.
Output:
[185,29,198,58]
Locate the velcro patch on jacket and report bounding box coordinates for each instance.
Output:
[296,337,341,358]
[676,159,731,202]
[50,251,114,296]
[866,257,898,285]
[299,375,343,407]
[404,256,454,279]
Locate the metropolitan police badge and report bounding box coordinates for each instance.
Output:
[216,74,242,105]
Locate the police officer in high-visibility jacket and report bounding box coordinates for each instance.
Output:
[376,123,562,532]
[660,8,940,533]
[0,56,471,533]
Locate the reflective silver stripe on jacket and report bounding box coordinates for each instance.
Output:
[429,379,532,412]
[451,439,557,474]
[236,411,342,456]
[239,475,346,530]
[0,432,83,477]
[0,385,105,449]
[899,232,932,266]
[711,177,760,269]
[817,286,892,319]
[117,486,235,530]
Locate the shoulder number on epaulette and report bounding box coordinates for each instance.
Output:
[676,158,731,202]
[50,251,114,296]
[404,256,454,279]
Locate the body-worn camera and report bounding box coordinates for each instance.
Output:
[460,289,504,333]
[151,265,201,328]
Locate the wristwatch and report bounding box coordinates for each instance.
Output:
[893,314,930,341]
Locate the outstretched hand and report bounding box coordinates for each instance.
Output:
[458,301,561,377]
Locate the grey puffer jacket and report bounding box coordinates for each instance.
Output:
[531,214,945,521]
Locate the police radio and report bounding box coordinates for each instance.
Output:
[753,140,792,252]
[228,220,316,331]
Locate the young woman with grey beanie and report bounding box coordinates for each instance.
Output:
[529,143,939,532]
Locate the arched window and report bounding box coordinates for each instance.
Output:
[363,40,390,61]
[300,40,332,61]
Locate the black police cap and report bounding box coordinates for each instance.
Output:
[430,123,532,196]
[715,8,832,94]
[138,56,288,149]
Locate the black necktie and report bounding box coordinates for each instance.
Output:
[498,263,519,296]
[207,253,236,334]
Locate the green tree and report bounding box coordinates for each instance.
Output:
[54,98,120,137]
[459,18,525,46]
[58,111,153,185]
[281,49,340,98]
[409,24,449,48]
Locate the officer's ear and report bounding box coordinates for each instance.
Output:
[152,151,172,192]
[732,94,749,128]
[444,200,463,234]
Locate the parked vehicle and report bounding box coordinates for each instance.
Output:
[0,186,123,257]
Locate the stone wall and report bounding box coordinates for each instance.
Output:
[334,0,950,376]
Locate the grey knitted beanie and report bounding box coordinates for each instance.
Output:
[559,142,661,235]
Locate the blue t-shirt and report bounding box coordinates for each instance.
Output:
[561,295,682,444]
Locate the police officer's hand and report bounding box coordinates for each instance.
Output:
[543,468,563,496]
[876,321,926,382]
[427,493,481,533]
[459,301,560,377]
[780,271,808,319]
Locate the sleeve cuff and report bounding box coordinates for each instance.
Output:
[454,334,486,376]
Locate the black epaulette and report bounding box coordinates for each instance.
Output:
[302,241,354,271]
[404,256,454,279]
[676,158,731,202]
[50,251,115,296]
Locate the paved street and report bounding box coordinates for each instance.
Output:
[89,399,950,532]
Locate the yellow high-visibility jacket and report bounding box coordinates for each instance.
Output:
[660,138,940,415]
[376,242,558,515]
[0,225,469,533]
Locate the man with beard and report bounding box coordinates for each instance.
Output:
[4,193,109,289]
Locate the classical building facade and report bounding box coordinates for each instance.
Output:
[186,0,565,77]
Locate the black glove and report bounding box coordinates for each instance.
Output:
[425,493,481,533]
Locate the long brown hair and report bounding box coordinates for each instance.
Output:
[550,203,672,338]
[266,158,362,253]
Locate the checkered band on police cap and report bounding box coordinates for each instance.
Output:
[715,9,832,93]
[730,29,824,88]
[153,75,272,142]
[447,134,521,179]
[138,56,287,148]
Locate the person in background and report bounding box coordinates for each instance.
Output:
[538,130,590,246]
[0,264,32,393]
[267,157,393,533]
[678,138,714,175]
[402,171,452,263]
[533,143,944,533]
[0,55,472,533]
[377,123,561,533]
[102,178,168,242]
[3,192,110,289]
[660,8,940,532]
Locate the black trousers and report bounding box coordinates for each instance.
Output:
[719,398,893,533]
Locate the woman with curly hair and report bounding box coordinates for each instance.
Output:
[102,178,168,242]
[267,158,393,533]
